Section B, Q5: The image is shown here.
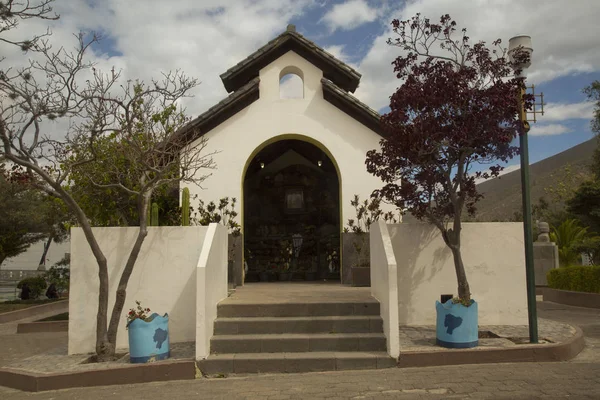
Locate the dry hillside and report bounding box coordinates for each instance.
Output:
[472,138,596,222]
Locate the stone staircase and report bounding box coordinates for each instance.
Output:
[197,299,396,374]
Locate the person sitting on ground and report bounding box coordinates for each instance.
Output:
[46,283,58,299]
[20,283,31,300]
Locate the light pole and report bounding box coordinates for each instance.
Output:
[508,35,538,343]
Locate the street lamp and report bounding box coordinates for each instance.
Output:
[508,35,538,344]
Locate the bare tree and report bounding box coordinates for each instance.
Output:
[0,2,214,359]
[0,0,57,56]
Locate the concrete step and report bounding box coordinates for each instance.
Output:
[216,302,380,318]
[214,315,383,335]
[210,333,387,354]
[197,352,396,375]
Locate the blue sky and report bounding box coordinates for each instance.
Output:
[287,1,600,167]
[7,0,600,171]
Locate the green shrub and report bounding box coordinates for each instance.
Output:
[46,254,70,296]
[547,266,600,293]
[17,275,47,299]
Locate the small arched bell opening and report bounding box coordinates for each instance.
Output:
[279,66,304,99]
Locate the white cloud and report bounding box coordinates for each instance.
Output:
[324,45,348,62]
[0,0,316,143]
[354,0,600,111]
[321,0,379,32]
[3,0,600,148]
[529,123,573,137]
[542,101,595,122]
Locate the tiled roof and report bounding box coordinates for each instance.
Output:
[178,76,383,144]
[321,78,383,137]
[178,77,260,143]
[220,25,361,94]
[177,26,384,144]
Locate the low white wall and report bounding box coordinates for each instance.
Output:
[370,220,400,359]
[388,223,527,326]
[196,223,228,359]
[69,226,208,354]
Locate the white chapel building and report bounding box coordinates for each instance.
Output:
[181,25,389,283]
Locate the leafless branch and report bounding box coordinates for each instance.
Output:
[0,0,58,55]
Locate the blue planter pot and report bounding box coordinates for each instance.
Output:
[435,299,478,348]
[128,313,170,363]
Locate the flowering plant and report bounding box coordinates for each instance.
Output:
[126,300,152,328]
[326,250,338,264]
[280,241,293,271]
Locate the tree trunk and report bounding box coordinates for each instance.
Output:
[60,192,112,360]
[449,245,471,301]
[105,227,148,348]
[439,215,471,302]
[105,194,150,352]
[2,153,113,359]
[38,234,54,267]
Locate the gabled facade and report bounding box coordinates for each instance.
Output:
[183,26,390,282]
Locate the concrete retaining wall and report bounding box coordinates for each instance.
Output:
[17,320,68,333]
[543,288,600,309]
[0,300,68,323]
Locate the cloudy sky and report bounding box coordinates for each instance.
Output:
[5,0,600,169]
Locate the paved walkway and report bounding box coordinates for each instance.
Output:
[0,300,599,399]
[1,361,599,399]
[0,309,67,369]
[399,318,575,351]
[537,300,600,364]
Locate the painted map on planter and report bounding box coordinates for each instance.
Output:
[153,327,168,349]
[444,314,463,334]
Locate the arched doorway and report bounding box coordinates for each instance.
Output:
[243,139,341,282]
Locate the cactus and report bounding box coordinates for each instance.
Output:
[151,202,159,226]
[182,187,190,226]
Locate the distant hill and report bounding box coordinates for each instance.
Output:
[473,138,597,222]
[399,138,597,223]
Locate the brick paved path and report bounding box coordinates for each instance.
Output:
[0,312,67,368]
[0,301,599,399]
[1,361,600,399]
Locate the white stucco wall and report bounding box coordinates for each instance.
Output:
[388,223,527,326]
[370,220,400,359]
[196,223,228,359]
[69,226,208,354]
[186,50,387,227]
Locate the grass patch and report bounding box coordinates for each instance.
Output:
[0,298,63,314]
[37,312,69,322]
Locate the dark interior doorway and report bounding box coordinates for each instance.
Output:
[243,139,340,282]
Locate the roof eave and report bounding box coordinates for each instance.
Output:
[220,32,361,94]
[321,78,384,137]
[178,77,260,145]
